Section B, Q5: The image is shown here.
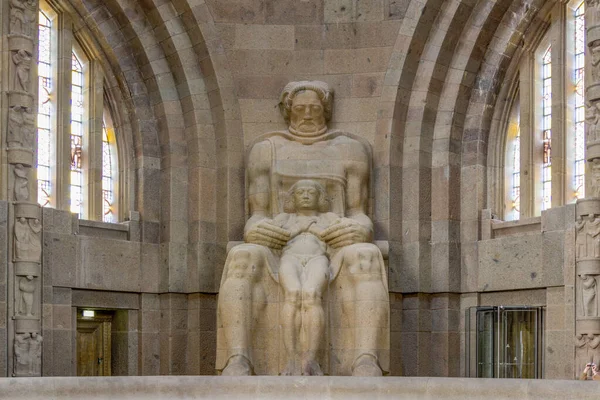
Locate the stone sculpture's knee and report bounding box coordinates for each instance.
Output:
[227,248,257,280]
[302,289,322,307]
[345,244,381,277]
[285,288,301,305]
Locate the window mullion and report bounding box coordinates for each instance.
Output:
[55,13,73,213]
[88,61,104,221]
[549,5,566,209]
[519,56,535,218]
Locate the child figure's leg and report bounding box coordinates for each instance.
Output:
[279,254,303,375]
[301,255,329,376]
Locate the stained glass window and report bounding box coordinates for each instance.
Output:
[574,1,585,200]
[37,11,52,207]
[511,122,521,221]
[102,123,115,223]
[541,46,552,211]
[70,52,84,217]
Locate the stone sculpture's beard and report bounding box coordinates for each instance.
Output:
[289,122,327,137]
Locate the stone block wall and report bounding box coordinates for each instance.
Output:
[458,204,576,379]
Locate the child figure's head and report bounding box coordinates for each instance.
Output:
[284,179,329,213]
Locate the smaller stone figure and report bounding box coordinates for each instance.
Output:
[9,0,27,35]
[592,42,600,83]
[575,214,600,259]
[271,179,339,376]
[587,102,600,143]
[14,217,42,262]
[14,164,29,202]
[592,161,600,199]
[28,218,42,261]
[17,275,35,316]
[28,333,42,376]
[12,49,31,92]
[8,107,24,148]
[582,275,598,317]
[21,109,35,149]
[13,333,30,376]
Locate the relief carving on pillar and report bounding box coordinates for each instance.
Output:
[592,162,600,198]
[576,215,600,259]
[13,332,42,376]
[14,164,30,202]
[14,217,42,263]
[16,275,36,317]
[576,333,600,368]
[576,200,600,373]
[6,0,42,378]
[9,0,36,37]
[11,49,32,93]
[582,275,598,317]
[8,106,35,149]
[586,102,600,144]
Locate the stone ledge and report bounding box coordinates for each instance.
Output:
[0,376,598,399]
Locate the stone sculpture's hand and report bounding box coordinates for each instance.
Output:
[244,220,291,250]
[320,218,370,249]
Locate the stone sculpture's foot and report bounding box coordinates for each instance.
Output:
[281,360,296,376]
[221,355,253,376]
[352,354,382,377]
[302,359,324,376]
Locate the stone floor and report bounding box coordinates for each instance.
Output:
[0,376,598,399]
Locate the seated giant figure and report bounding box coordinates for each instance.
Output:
[216,81,390,376]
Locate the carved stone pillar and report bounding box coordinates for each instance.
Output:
[3,0,42,377]
[588,1,600,178]
[575,200,600,369]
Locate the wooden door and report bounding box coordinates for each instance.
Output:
[77,315,112,376]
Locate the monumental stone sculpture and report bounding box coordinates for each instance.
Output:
[216,81,390,376]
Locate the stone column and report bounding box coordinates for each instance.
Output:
[3,0,42,377]
[575,0,600,373]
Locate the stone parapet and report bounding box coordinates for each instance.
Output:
[0,376,598,399]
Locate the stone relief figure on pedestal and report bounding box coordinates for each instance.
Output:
[14,164,29,202]
[8,106,34,149]
[586,102,600,143]
[17,275,35,316]
[10,0,28,36]
[216,81,389,377]
[592,42,600,83]
[582,275,598,317]
[592,161,600,198]
[576,215,600,258]
[13,332,41,376]
[8,107,24,147]
[12,49,31,92]
[14,217,42,262]
[13,333,30,376]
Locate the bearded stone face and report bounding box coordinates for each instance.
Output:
[289,90,326,136]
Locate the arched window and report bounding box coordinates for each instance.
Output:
[541,45,552,212]
[36,1,119,221]
[102,115,118,223]
[505,98,520,221]
[37,9,52,207]
[503,0,585,220]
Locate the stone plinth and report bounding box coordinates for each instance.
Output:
[0,376,598,400]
